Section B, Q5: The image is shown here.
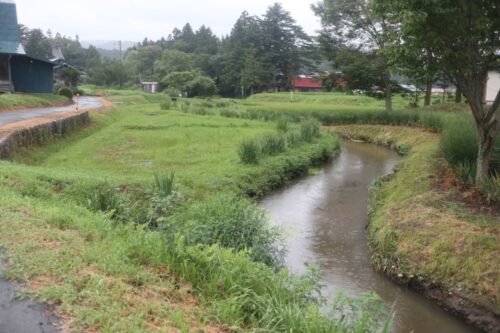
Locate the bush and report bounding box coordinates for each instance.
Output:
[238,139,260,164]
[164,193,285,267]
[440,115,478,179]
[260,133,286,155]
[58,86,74,99]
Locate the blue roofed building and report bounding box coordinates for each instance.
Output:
[0,0,54,93]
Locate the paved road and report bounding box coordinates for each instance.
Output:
[0,261,59,333]
[0,96,103,127]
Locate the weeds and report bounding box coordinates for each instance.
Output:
[260,133,286,155]
[164,193,285,267]
[276,117,290,133]
[301,119,321,142]
[238,140,260,164]
[154,172,176,198]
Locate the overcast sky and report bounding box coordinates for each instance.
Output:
[14,0,321,42]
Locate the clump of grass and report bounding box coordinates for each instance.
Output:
[300,119,321,142]
[160,99,171,110]
[238,139,260,164]
[165,193,285,267]
[287,130,304,148]
[419,112,444,132]
[154,172,175,198]
[276,117,290,133]
[440,115,478,177]
[260,133,286,155]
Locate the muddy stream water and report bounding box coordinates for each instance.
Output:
[262,141,480,333]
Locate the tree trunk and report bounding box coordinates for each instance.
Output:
[455,86,462,104]
[456,74,500,183]
[424,79,432,106]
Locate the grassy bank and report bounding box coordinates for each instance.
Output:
[332,125,499,330]
[0,95,396,332]
[0,93,69,111]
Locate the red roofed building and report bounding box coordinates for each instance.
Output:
[291,75,323,92]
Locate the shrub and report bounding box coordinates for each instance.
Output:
[238,139,260,164]
[260,133,286,155]
[440,115,478,174]
[58,86,74,99]
[164,193,285,267]
[300,119,321,142]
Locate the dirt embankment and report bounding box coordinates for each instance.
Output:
[0,112,91,159]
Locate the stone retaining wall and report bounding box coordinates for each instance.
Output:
[0,112,90,159]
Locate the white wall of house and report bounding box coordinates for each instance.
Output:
[485,71,500,103]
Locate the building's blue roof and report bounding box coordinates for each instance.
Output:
[0,0,26,55]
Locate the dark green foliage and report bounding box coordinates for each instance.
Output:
[58,86,74,99]
[165,193,284,267]
[238,140,260,164]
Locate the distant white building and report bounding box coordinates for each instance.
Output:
[141,82,159,94]
[484,71,500,104]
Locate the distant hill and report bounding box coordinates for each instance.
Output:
[81,40,137,51]
[81,40,137,60]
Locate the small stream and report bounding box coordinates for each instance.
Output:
[262,141,480,333]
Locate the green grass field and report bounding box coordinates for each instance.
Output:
[0,93,69,111]
[0,89,494,332]
[3,93,397,333]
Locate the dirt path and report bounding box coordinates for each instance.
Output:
[0,260,59,333]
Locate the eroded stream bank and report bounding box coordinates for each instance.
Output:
[263,141,481,333]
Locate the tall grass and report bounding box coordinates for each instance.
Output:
[165,237,393,332]
[260,133,286,155]
[238,140,260,164]
[154,172,176,198]
[301,119,321,142]
[164,193,284,267]
[440,115,478,171]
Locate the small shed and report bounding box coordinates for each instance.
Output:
[141,82,159,94]
[0,0,54,93]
